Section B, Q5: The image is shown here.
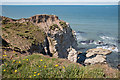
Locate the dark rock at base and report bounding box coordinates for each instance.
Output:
[79,40,94,44]
[117,64,120,70]
[77,53,86,63]
[97,41,104,45]
[117,40,120,43]
[79,41,86,43]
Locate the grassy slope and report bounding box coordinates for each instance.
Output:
[2,53,119,78]
[2,21,46,52]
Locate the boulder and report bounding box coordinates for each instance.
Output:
[86,48,112,57]
[84,48,112,65]
[84,55,106,65]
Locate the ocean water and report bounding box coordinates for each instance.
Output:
[2,5,119,68]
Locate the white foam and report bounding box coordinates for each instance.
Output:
[81,43,87,45]
[76,32,118,52]
[100,36,116,40]
[100,35,118,45]
[96,46,118,52]
[76,33,86,41]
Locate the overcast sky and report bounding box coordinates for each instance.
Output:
[1,0,119,2]
[0,0,119,5]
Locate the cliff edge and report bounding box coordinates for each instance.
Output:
[1,14,78,62]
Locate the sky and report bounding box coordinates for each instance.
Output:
[0,0,119,5]
[0,0,119,2]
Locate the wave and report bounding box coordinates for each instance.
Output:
[99,35,118,46]
[96,46,118,52]
[76,32,118,52]
[75,32,87,41]
[100,36,116,40]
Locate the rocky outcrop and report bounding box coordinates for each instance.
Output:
[67,47,78,62]
[29,15,78,61]
[1,14,78,62]
[86,48,112,57]
[84,48,112,65]
[84,55,106,65]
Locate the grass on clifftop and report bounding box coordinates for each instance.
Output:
[2,53,119,78]
[2,21,46,51]
[59,21,68,28]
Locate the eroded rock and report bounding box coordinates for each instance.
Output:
[84,55,106,65]
[86,48,112,57]
[84,48,112,65]
[67,47,77,62]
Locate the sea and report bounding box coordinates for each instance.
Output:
[2,5,119,68]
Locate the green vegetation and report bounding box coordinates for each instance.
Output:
[3,22,46,43]
[2,19,10,24]
[2,21,46,51]
[49,24,59,30]
[59,21,67,28]
[2,54,119,78]
[4,23,15,28]
[2,28,6,31]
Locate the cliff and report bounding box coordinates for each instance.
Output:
[1,14,78,62]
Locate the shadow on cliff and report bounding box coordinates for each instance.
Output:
[28,37,53,57]
[2,36,53,57]
[52,27,78,59]
[77,53,87,66]
[45,37,53,57]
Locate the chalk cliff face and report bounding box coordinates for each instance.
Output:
[1,14,78,62]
